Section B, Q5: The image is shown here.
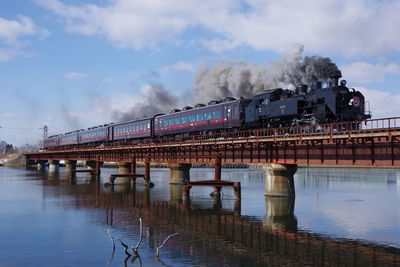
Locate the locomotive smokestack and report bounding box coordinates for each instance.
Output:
[331,74,342,87]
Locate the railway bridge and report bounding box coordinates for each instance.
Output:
[25,117,400,198]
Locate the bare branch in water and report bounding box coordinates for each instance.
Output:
[118,239,132,257]
[131,218,143,256]
[130,255,143,266]
[107,228,116,250]
[156,233,179,258]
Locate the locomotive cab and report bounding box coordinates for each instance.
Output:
[333,81,370,121]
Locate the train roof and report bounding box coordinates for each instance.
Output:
[112,117,153,126]
[155,98,244,118]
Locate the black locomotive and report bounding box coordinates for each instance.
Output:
[44,77,370,149]
[245,77,369,127]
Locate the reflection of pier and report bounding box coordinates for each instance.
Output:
[41,179,400,267]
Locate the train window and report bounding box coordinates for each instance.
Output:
[169,119,174,126]
[147,123,150,129]
[175,117,181,125]
[164,120,168,127]
[205,112,212,120]
[212,111,221,119]
[182,116,188,124]
[233,105,239,115]
[197,114,204,121]
[189,115,196,122]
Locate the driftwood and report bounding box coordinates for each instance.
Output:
[130,218,143,256]
[156,233,179,258]
[118,239,132,257]
[107,228,116,250]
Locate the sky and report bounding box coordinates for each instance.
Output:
[1,0,400,146]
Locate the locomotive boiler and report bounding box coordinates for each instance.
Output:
[244,77,370,127]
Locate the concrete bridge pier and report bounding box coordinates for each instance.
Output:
[64,160,77,175]
[86,160,103,179]
[263,163,297,197]
[36,160,47,171]
[168,163,191,184]
[170,184,184,202]
[116,162,131,184]
[263,196,298,231]
[48,160,59,173]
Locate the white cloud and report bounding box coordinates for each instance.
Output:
[1,112,14,118]
[355,87,400,118]
[160,61,196,73]
[36,0,400,56]
[64,72,89,80]
[341,62,400,83]
[0,15,49,61]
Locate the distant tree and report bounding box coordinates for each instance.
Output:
[6,144,16,154]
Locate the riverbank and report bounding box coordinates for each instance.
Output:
[0,153,26,167]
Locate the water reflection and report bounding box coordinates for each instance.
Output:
[1,166,400,266]
[38,169,400,267]
[263,197,297,232]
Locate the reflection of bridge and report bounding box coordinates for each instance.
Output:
[26,117,400,197]
[42,179,400,267]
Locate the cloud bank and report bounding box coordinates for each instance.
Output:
[0,15,49,61]
[37,0,400,56]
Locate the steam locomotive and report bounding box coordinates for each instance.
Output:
[44,78,370,149]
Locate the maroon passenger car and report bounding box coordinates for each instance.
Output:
[154,99,247,137]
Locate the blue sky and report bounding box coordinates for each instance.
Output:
[1,0,400,146]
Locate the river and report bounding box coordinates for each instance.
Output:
[0,166,399,266]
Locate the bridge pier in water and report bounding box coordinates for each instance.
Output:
[86,160,103,179]
[168,163,191,184]
[170,184,184,201]
[263,196,298,231]
[48,160,59,173]
[263,163,297,197]
[64,160,77,176]
[36,160,47,171]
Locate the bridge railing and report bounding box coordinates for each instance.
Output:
[151,117,400,145]
[41,117,400,151]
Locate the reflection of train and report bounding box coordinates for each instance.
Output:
[44,78,370,149]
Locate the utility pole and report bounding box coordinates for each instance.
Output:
[39,125,48,149]
[43,125,48,140]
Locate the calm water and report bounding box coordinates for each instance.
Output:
[0,166,399,266]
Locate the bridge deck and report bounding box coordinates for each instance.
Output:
[25,117,400,167]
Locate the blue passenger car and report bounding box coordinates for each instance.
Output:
[79,126,109,144]
[112,118,152,141]
[43,135,61,149]
[154,99,247,137]
[60,132,79,146]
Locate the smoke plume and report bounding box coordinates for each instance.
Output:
[112,83,178,122]
[106,44,341,122]
[194,43,341,103]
